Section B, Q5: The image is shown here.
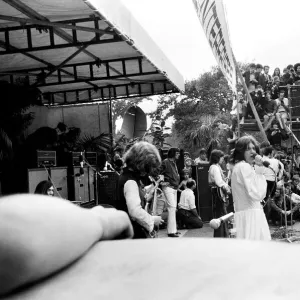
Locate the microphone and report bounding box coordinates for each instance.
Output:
[253,154,270,168]
[209,212,234,230]
[79,152,84,176]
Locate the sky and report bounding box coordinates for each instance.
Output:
[121,0,300,81]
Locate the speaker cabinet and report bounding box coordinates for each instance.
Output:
[98,171,119,208]
[194,163,213,222]
[72,166,95,203]
[290,85,300,117]
[28,167,68,199]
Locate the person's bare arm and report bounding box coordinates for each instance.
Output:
[0,194,133,296]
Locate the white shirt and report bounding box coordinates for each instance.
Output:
[178,188,196,210]
[124,180,154,232]
[231,161,267,212]
[208,164,226,187]
[258,156,281,182]
[290,193,300,204]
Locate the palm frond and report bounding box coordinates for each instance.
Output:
[76,133,112,153]
[0,128,13,162]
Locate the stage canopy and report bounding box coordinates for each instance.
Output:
[0,0,184,106]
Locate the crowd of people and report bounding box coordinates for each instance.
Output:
[231,63,300,146]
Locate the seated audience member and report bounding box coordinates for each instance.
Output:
[183,152,193,175]
[267,123,282,147]
[117,142,164,239]
[271,76,281,100]
[275,89,289,132]
[255,63,263,79]
[269,188,298,225]
[243,81,264,119]
[194,148,208,164]
[285,183,300,205]
[34,180,54,197]
[177,179,203,229]
[263,89,277,131]
[178,168,190,193]
[231,92,244,127]
[291,175,300,195]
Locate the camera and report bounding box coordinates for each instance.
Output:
[290,68,295,73]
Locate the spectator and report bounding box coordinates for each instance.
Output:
[194,148,208,165]
[177,180,203,229]
[272,67,281,81]
[294,63,300,84]
[178,168,190,193]
[267,123,282,149]
[259,65,272,91]
[255,64,263,81]
[263,89,277,131]
[275,88,290,132]
[282,64,295,85]
[243,63,257,87]
[271,76,281,100]
[34,180,54,197]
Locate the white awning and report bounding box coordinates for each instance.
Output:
[0,0,184,105]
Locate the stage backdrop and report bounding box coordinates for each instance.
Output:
[26,103,110,137]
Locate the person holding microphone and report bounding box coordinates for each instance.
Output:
[231,136,271,241]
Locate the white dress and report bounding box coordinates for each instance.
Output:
[231,161,271,241]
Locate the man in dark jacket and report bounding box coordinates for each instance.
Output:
[243,63,258,87]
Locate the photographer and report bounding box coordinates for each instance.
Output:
[282,64,296,85]
[267,123,282,147]
[293,63,300,84]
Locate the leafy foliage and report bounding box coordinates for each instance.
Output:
[0,81,40,167]
[75,133,112,153]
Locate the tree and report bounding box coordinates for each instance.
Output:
[111,96,149,135]
[149,65,234,156]
[0,81,40,168]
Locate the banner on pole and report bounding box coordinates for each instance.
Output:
[192,0,236,92]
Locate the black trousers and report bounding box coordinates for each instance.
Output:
[211,188,229,238]
[177,209,203,229]
[264,180,277,220]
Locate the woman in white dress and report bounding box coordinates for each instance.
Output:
[231,136,271,241]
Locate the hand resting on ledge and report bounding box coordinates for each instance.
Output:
[0,194,133,296]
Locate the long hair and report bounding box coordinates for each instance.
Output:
[232,136,259,164]
[272,67,281,78]
[34,180,53,195]
[123,141,161,176]
[209,149,224,165]
[168,147,180,159]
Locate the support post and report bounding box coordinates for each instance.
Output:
[232,55,268,142]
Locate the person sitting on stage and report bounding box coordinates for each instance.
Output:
[34,180,54,197]
[275,89,290,133]
[177,179,203,229]
[263,89,277,131]
[291,175,300,195]
[194,148,208,165]
[269,188,297,226]
[231,136,271,241]
[116,142,164,239]
[208,149,230,238]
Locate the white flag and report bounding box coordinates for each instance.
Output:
[192,0,236,92]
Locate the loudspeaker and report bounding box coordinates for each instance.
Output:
[194,163,213,222]
[98,171,119,207]
[290,85,300,117]
[37,150,56,167]
[72,166,95,203]
[28,167,68,199]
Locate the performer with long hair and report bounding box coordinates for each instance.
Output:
[116,142,164,239]
[208,149,231,238]
[231,136,271,240]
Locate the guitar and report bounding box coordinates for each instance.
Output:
[216,186,230,203]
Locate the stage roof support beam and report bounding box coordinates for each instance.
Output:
[0,15,114,36]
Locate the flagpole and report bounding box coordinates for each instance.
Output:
[232,55,268,142]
